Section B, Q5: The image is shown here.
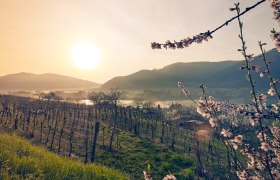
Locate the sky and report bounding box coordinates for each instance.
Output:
[0,0,278,83]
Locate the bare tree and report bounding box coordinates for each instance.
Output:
[108,89,123,151]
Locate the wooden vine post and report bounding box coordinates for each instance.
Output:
[91,121,100,162]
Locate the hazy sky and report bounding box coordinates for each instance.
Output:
[0,0,278,83]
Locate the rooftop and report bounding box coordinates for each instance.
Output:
[187,120,206,125]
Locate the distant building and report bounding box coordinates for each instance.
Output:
[186,120,211,131]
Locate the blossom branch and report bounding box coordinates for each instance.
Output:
[258,41,280,100]
[235,4,274,179]
[151,0,266,50]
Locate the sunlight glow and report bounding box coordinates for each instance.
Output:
[71,41,101,70]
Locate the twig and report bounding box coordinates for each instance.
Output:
[151,0,266,50]
[258,41,280,100]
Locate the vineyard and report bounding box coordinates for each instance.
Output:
[2,0,280,179]
[0,93,259,179]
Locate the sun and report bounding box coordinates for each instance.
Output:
[71,41,101,70]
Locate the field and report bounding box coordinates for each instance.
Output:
[0,94,236,179]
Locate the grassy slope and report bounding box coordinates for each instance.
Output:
[0,133,127,179]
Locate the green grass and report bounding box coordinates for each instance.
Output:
[96,133,195,179]
[0,133,127,179]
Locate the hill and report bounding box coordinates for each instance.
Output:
[0,133,126,179]
[102,49,280,91]
[0,72,100,90]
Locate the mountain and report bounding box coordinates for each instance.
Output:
[0,72,100,90]
[102,49,280,91]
